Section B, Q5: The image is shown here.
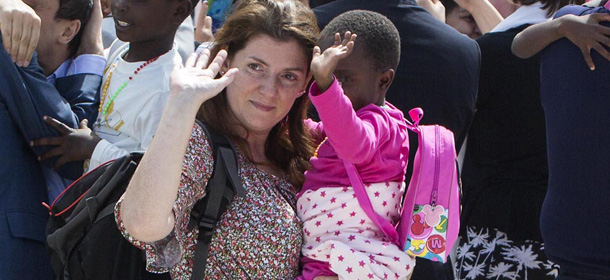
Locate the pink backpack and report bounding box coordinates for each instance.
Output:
[344,107,460,263]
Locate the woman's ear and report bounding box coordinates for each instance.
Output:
[378,69,395,94]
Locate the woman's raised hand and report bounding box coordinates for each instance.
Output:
[310,31,357,92]
[169,48,238,109]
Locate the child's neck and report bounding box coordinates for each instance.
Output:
[123,37,174,62]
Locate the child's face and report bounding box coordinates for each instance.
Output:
[333,44,383,111]
[111,0,181,44]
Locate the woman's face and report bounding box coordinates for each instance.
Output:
[224,34,310,136]
[446,7,481,39]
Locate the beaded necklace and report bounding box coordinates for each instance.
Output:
[98,48,162,117]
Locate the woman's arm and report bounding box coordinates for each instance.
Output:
[512,13,610,70]
[455,0,503,33]
[120,49,237,242]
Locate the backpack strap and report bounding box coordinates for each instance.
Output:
[188,120,245,280]
[343,161,399,245]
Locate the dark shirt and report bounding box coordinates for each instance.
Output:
[461,25,549,241]
[539,5,610,275]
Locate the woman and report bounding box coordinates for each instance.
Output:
[115,0,318,278]
[456,0,582,278]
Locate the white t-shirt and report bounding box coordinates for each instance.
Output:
[89,42,181,170]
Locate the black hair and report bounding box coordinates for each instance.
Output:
[55,0,93,57]
[318,10,400,71]
[516,0,584,16]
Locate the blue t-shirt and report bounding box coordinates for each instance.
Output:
[539,3,610,275]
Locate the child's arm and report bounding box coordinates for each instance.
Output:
[512,12,610,70]
[310,31,356,92]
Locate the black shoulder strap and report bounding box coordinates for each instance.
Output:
[188,120,245,280]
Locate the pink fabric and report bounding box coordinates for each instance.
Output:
[301,78,410,196]
[298,257,336,280]
[297,78,414,278]
[605,0,610,9]
[298,183,414,279]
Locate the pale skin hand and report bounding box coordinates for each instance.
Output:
[454,0,503,33]
[120,50,237,242]
[417,0,446,23]
[512,13,610,71]
[76,0,104,56]
[195,1,214,43]
[310,31,357,92]
[0,0,40,67]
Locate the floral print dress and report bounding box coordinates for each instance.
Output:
[115,124,302,279]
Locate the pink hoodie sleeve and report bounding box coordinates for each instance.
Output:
[309,78,390,164]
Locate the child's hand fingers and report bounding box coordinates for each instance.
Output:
[341,31,352,46]
[30,136,64,148]
[195,48,211,69]
[313,46,321,57]
[43,116,74,136]
[333,32,341,46]
[38,146,64,162]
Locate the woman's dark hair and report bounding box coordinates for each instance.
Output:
[198,0,319,188]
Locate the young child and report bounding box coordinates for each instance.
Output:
[33,0,199,171]
[298,10,415,280]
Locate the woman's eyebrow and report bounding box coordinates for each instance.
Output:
[248,56,306,73]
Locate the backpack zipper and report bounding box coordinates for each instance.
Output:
[430,125,440,206]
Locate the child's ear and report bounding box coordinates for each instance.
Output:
[378,69,395,94]
[171,0,193,25]
[58,19,81,45]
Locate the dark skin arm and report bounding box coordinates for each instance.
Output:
[31,116,101,170]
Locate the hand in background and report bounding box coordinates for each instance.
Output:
[195,1,214,43]
[76,0,103,56]
[310,31,356,92]
[417,0,446,23]
[559,13,610,70]
[0,0,40,67]
[31,117,101,170]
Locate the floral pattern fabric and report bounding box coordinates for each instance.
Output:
[454,226,559,280]
[115,124,302,279]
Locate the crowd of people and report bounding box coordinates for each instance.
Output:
[0,0,609,279]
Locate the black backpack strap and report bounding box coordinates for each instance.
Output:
[188,120,244,280]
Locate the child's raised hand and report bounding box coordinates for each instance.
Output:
[311,31,357,92]
[169,48,238,109]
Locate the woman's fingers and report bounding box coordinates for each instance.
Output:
[206,49,227,76]
[195,48,211,69]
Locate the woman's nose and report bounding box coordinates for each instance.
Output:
[259,75,279,96]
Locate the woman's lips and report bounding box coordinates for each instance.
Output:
[251,100,274,112]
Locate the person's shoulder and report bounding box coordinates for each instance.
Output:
[555,3,606,18]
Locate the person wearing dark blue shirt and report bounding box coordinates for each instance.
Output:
[538,3,610,279]
[0,0,102,277]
